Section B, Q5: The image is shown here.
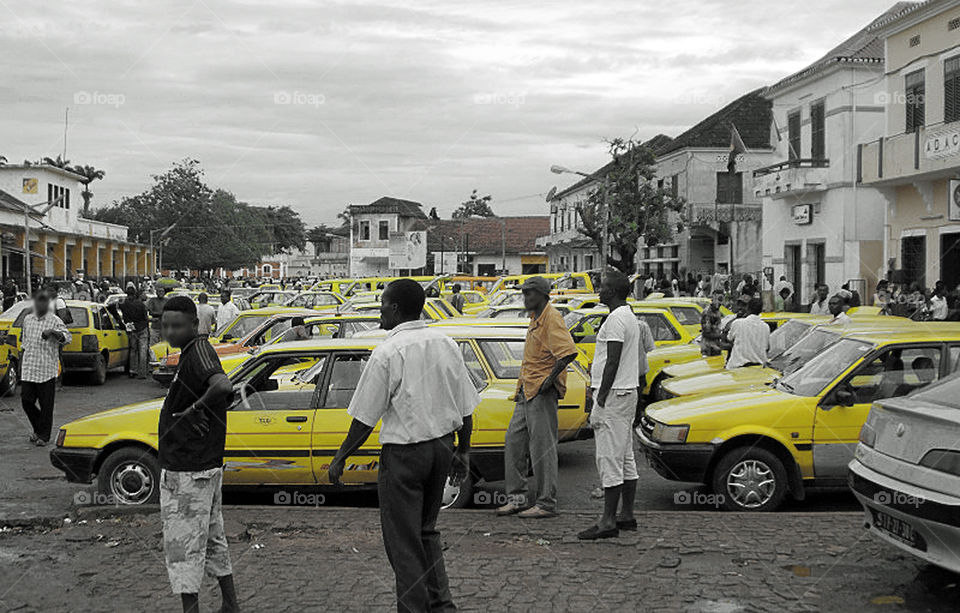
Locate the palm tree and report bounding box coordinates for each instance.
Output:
[70,164,106,216]
[41,155,71,168]
[0,155,7,166]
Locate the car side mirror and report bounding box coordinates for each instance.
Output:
[221,333,234,342]
[834,388,856,407]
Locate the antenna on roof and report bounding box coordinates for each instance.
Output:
[63,107,69,159]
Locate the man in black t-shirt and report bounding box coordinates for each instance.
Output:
[118,287,150,378]
[157,296,239,613]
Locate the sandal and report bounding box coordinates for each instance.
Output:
[577,525,619,540]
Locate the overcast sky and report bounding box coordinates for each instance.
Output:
[1,0,900,225]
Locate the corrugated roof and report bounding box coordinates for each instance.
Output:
[655,89,772,155]
[420,216,549,255]
[349,196,427,218]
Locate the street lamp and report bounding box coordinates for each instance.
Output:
[149,222,178,279]
[551,164,609,275]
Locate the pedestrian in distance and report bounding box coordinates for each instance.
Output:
[118,285,150,379]
[809,284,830,315]
[699,289,726,357]
[828,293,853,325]
[329,279,479,613]
[496,276,578,518]
[449,283,465,314]
[2,277,18,311]
[578,271,641,540]
[157,296,239,613]
[724,296,769,369]
[146,287,168,345]
[216,289,241,335]
[774,287,794,312]
[196,293,216,340]
[19,289,71,446]
[930,281,949,321]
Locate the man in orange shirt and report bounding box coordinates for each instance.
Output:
[496,276,578,518]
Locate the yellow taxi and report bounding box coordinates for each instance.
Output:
[6,300,129,385]
[441,289,489,315]
[311,279,355,295]
[49,327,591,508]
[635,299,727,336]
[249,290,298,308]
[489,272,595,296]
[352,299,453,321]
[565,306,694,359]
[638,325,960,511]
[282,291,345,312]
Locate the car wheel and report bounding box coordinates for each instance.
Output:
[91,353,107,386]
[1,360,17,397]
[711,447,787,512]
[97,447,160,505]
[440,472,474,510]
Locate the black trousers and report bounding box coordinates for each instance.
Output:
[21,378,56,442]
[379,434,456,613]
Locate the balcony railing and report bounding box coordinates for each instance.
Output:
[752,158,829,177]
[752,158,830,199]
[688,203,761,224]
[857,124,960,184]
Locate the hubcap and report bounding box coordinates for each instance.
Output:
[726,459,775,509]
[111,462,153,504]
[440,477,462,509]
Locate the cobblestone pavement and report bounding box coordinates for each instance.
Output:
[2,506,958,612]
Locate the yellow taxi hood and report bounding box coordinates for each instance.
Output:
[66,398,163,427]
[646,388,805,427]
[662,356,723,378]
[647,343,701,362]
[661,366,778,397]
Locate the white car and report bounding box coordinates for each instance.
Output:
[849,372,960,574]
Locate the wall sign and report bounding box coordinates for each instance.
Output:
[22,178,37,194]
[388,231,426,270]
[924,129,960,160]
[792,203,812,225]
[950,179,960,221]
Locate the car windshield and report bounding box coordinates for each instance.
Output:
[768,327,841,374]
[767,320,814,359]
[225,315,270,339]
[564,312,586,328]
[670,306,701,326]
[478,339,525,379]
[777,338,873,397]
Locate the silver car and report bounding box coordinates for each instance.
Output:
[849,372,960,574]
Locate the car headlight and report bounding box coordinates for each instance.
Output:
[56,428,66,447]
[920,449,960,477]
[652,422,689,443]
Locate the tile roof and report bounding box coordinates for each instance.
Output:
[420,216,550,255]
[349,196,427,218]
[766,2,914,93]
[551,133,673,201]
[655,89,772,155]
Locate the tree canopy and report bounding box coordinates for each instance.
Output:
[452,189,495,219]
[91,159,306,270]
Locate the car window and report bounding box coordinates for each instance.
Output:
[323,353,371,408]
[464,293,483,304]
[340,321,378,338]
[778,338,874,397]
[670,306,701,326]
[478,340,525,380]
[99,309,114,330]
[768,328,840,374]
[767,320,813,358]
[459,342,487,391]
[844,346,942,404]
[232,355,323,411]
[225,315,269,339]
[949,345,960,373]
[636,313,680,342]
[570,315,602,343]
[432,300,456,318]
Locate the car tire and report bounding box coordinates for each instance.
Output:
[440,472,475,510]
[91,353,107,386]
[1,359,17,397]
[711,447,788,512]
[97,446,161,505]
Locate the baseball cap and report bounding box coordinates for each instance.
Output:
[520,276,551,296]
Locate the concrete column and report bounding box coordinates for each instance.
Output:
[69,241,84,278]
[84,241,99,279]
[101,243,114,279]
[54,236,67,278]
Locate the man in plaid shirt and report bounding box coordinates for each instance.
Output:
[20,290,71,445]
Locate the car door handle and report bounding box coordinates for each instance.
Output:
[286,415,308,423]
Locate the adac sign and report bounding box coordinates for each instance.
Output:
[924,129,960,160]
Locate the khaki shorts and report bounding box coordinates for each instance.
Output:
[160,467,232,594]
[590,389,639,488]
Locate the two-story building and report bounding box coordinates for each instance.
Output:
[0,164,153,286]
[348,196,428,276]
[860,0,960,292]
[646,90,776,279]
[754,4,903,306]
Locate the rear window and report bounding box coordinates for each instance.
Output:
[908,369,960,407]
[13,306,88,329]
[478,340,525,380]
[636,313,680,342]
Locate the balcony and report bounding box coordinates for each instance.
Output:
[859,125,960,185]
[688,203,762,225]
[752,159,829,199]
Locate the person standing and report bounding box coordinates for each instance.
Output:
[20,290,71,446]
[196,293,216,340]
[496,276,578,518]
[216,289,240,335]
[118,286,150,379]
[809,284,830,315]
[2,278,18,311]
[578,271,640,540]
[449,283,465,314]
[146,287,168,346]
[329,279,479,613]
[930,282,949,321]
[157,296,239,613]
[724,297,769,369]
[774,287,794,312]
[827,293,853,325]
[699,289,726,357]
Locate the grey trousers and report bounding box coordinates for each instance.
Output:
[504,387,559,512]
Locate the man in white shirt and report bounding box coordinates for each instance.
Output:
[196,292,216,340]
[215,289,241,335]
[930,282,949,320]
[828,293,853,325]
[809,284,830,315]
[725,297,769,369]
[20,290,71,445]
[579,271,641,541]
[329,279,480,613]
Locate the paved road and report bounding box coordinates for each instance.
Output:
[0,373,859,523]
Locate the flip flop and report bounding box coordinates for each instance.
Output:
[616,519,638,531]
[577,525,619,540]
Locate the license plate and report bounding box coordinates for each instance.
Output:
[870,508,924,550]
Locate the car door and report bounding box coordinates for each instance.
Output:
[813,344,944,479]
[311,351,380,485]
[223,354,323,485]
[99,308,128,366]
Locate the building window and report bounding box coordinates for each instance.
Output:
[787,111,801,160]
[559,208,565,232]
[810,100,825,159]
[46,184,70,209]
[378,220,390,241]
[716,172,743,204]
[584,254,594,269]
[671,175,679,198]
[359,221,370,241]
[905,69,925,133]
[902,235,926,287]
[945,57,960,123]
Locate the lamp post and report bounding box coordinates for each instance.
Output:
[149,222,178,279]
[551,164,609,276]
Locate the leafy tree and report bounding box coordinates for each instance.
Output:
[69,164,106,215]
[452,189,494,219]
[307,224,335,253]
[577,137,686,273]
[0,155,7,166]
[41,155,71,168]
